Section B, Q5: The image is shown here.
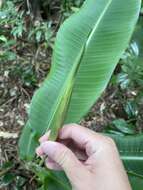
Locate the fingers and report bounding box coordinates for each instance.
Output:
[39,130,51,143]
[36,130,51,156]
[39,141,87,179]
[45,158,62,170]
[36,130,87,172]
[36,146,44,156]
[36,124,117,174]
[59,124,112,156]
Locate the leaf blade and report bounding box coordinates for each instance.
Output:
[19,0,141,159]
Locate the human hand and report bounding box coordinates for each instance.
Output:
[36,124,131,190]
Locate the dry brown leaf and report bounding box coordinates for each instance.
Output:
[0,131,18,139]
[0,0,3,8]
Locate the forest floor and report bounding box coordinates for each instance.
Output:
[0,54,124,189]
[0,60,132,189]
[0,1,143,189]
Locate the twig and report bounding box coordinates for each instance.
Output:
[0,0,3,9]
[0,97,16,107]
[127,171,143,179]
[26,0,31,14]
[20,87,31,101]
[32,45,41,73]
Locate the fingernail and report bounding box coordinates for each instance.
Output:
[41,141,57,156]
[36,146,44,156]
[39,130,51,143]
[45,157,62,170]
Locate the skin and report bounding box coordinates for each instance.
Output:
[36,124,132,190]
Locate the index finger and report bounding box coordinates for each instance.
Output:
[59,124,108,156]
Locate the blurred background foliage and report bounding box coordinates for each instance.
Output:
[0,0,143,189]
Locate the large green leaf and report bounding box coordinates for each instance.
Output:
[110,134,143,176]
[36,168,71,190]
[129,175,143,190]
[110,134,143,190]
[19,0,141,160]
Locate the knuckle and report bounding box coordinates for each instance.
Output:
[103,136,116,148]
[63,123,78,132]
[57,148,70,167]
[70,123,80,129]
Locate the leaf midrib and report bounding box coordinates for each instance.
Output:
[121,155,143,161]
[86,0,112,47]
[46,0,113,132]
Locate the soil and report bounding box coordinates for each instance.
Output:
[0,57,123,188]
[0,1,142,189]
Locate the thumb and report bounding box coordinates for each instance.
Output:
[40,141,87,179]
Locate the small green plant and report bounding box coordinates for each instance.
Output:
[19,0,141,189]
[0,1,26,37]
[109,15,143,132]
[0,1,25,62]
[61,0,84,17]
[0,161,27,189]
[0,0,55,88]
[28,21,54,48]
[0,35,16,61]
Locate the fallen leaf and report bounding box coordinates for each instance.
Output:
[0,131,18,139]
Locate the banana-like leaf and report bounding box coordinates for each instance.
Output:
[19,0,141,160]
[110,134,143,176]
[28,161,71,190]
[110,134,143,190]
[129,175,143,190]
